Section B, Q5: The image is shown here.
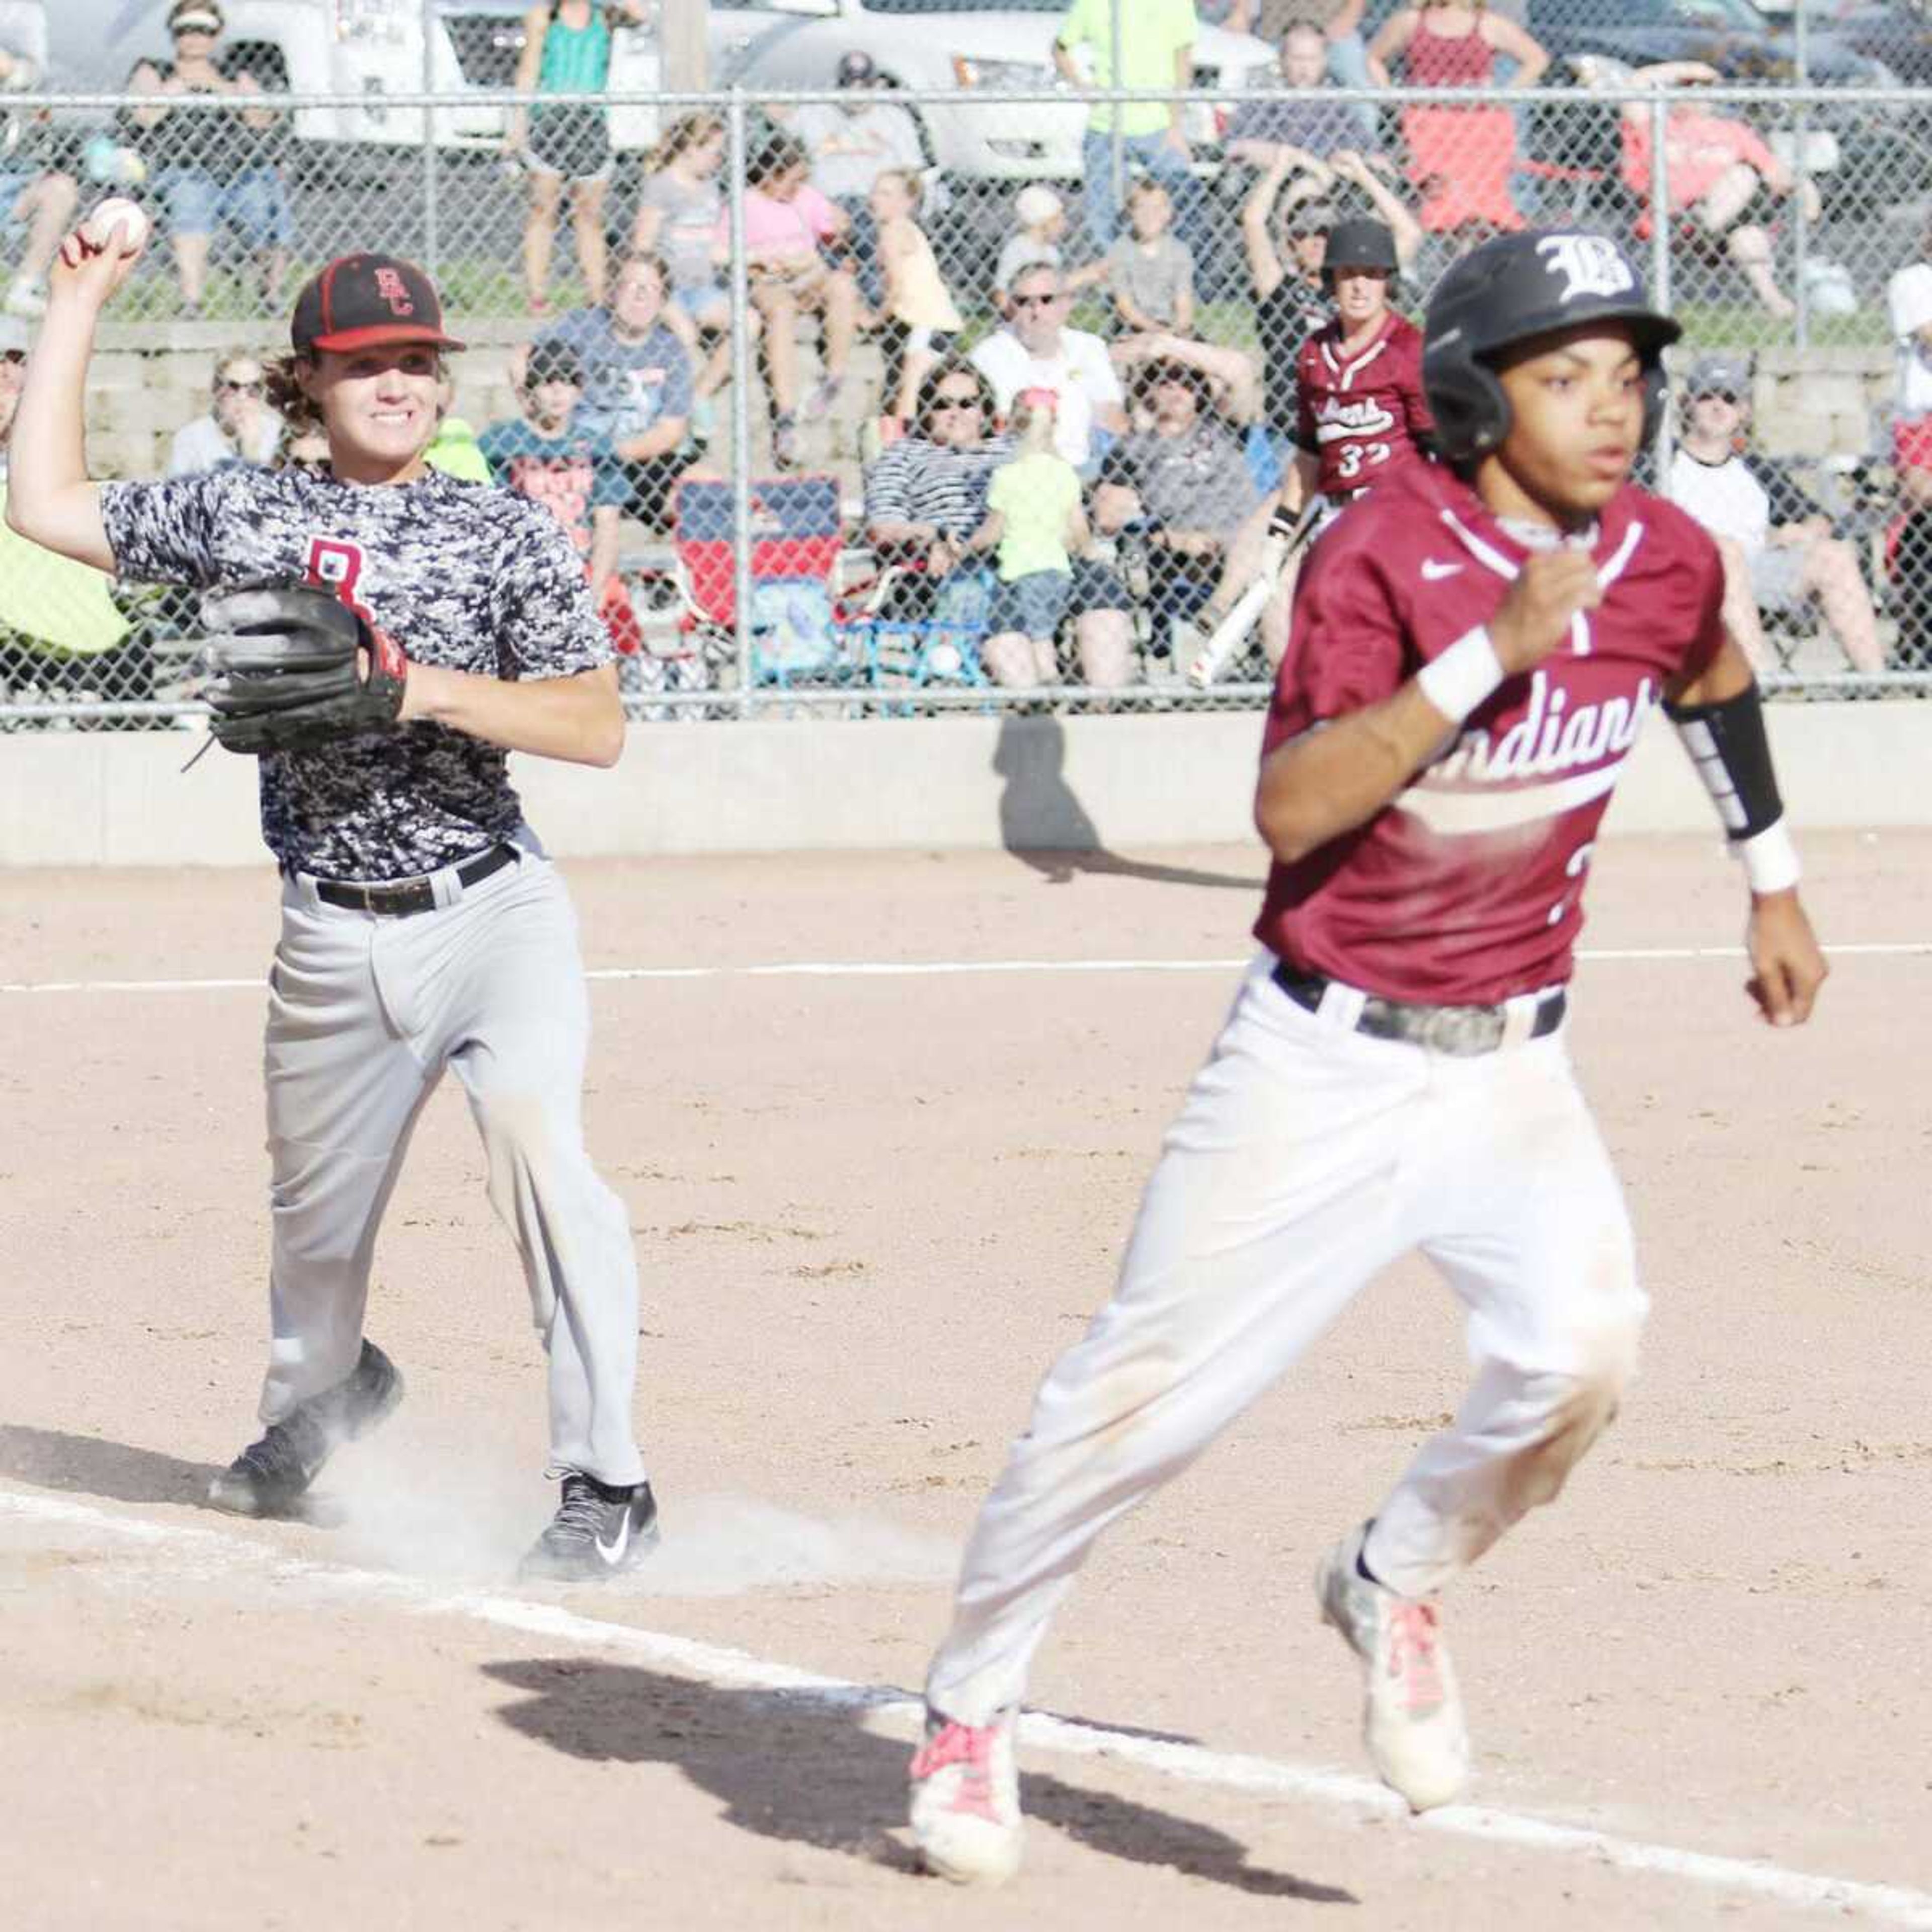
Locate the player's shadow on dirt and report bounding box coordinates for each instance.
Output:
[482,1659,1354,1902]
[994,713,1260,890]
[0,1424,221,1509]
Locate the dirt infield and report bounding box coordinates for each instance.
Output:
[3,833,1929,1931]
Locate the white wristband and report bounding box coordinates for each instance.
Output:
[1416,626,1507,724]
[1736,818,1801,895]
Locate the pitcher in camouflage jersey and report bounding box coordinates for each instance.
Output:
[7,229,661,1582]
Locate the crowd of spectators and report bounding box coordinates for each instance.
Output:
[4,0,1926,706]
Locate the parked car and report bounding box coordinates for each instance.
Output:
[728,0,1276,185]
[1756,0,1932,88]
[32,0,785,159]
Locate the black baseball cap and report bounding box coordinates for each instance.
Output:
[525,340,585,387]
[291,253,466,356]
[836,50,881,87]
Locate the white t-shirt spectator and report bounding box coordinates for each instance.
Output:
[788,101,923,203]
[971,326,1122,469]
[168,409,282,477]
[1886,262,1932,419]
[1667,446,1770,555]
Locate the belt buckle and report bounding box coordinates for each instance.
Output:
[1412,1002,1505,1056]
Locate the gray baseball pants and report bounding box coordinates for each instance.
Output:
[256,833,645,1487]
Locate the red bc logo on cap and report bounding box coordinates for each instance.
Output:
[373,267,416,318]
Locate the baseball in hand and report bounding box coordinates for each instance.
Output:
[84,197,149,256]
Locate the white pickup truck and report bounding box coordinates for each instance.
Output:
[730,0,1276,186]
[26,0,783,156]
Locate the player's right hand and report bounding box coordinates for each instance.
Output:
[1488,549,1602,675]
[51,216,145,307]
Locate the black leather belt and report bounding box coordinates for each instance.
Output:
[310,844,516,917]
[1271,961,1565,1057]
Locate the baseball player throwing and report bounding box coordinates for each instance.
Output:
[8,214,658,1582]
[907,229,1827,1884]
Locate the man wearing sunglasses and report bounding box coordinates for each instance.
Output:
[971,263,1128,480]
[167,351,282,476]
[1666,353,1882,674]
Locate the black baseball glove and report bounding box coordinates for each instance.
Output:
[200,584,410,755]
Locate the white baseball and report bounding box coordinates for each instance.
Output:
[88,197,149,254]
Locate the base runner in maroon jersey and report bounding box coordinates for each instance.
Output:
[1205,215,1432,671]
[904,228,1826,1886]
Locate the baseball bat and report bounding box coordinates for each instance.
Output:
[1185,493,1328,690]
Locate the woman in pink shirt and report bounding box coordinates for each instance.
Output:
[734,132,862,468]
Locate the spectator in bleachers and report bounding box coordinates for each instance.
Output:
[479,338,637,652]
[1091,358,1263,629]
[1111,330,1265,430]
[993,186,1107,316]
[1248,1,1374,88]
[127,0,297,317]
[423,372,493,484]
[963,388,1088,687]
[0,316,140,703]
[1587,59,1817,321]
[1106,179,1195,346]
[1224,22,1379,176]
[785,51,924,311]
[1667,354,1882,674]
[866,355,1135,688]
[864,355,1012,574]
[0,41,79,319]
[507,0,647,316]
[1053,0,1200,253]
[868,169,962,423]
[167,350,281,476]
[1884,240,1932,668]
[972,261,1128,478]
[631,113,747,419]
[537,253,693,529]
[741,131,862,469]
[1367,0,1547,238]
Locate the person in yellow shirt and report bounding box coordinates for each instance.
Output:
[0,319,138,710]
[1053,0,1199,251]
[962,387,1091,689]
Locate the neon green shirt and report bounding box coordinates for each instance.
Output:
[424,418,494,485]
[1058,0,1198,137]
[0,482,130,657]
[988,450,1081,581]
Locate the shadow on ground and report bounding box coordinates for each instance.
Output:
[0,1424,220,1509]
[482,1658,1356,1902]
[994,713,1261,890]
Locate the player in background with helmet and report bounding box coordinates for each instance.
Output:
[1201,215,1431,672]
[906,228,1826,1886]
[7,215,661,1583]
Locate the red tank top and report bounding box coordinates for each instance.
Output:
[1404,12,1493,87]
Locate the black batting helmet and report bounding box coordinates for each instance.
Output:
[1320,216,1399,290]
[1421,228,1680,464]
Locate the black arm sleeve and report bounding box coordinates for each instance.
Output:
[1662,681,1784,840]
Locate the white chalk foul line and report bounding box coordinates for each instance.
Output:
[4,942,1930,998]
[3,1487,1928,1927]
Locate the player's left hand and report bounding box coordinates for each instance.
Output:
[1744,889,1827,1028]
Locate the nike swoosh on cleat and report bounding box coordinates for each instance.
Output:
[1420,559,1463,580]
[596,1516,632,1565]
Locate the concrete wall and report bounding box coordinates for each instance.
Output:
[0,701,1923,870]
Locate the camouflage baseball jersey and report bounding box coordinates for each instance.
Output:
[101,465,612,880]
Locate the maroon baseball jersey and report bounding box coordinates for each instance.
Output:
[1293,311,1433,501]
[1254,459,1727,1005]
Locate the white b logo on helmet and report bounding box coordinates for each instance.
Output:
[1536,234,1636,303]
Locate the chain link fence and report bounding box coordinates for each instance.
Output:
[2,59,1931,727]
